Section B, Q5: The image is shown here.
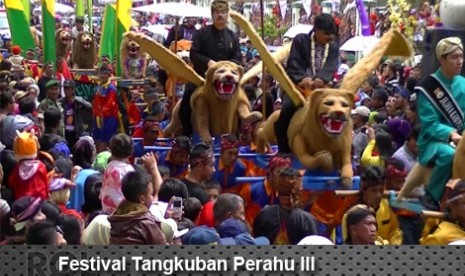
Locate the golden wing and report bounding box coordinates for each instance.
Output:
[123,32,204,86]
[340,29,412,94]
[241,43,292,85]
[230,11,306,107]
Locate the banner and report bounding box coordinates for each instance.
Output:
[356,0,370,36]
[99,4,116,60]
[115,0,132,76]
[2,246,463,275]
[76,0,85,17]
[5,0,35,52]
[41,0,56,63]
[21,0,30,23]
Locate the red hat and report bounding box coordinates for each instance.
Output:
[12,45,21,55]
[197,201,214,227]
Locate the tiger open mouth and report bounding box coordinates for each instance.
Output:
[320,113,347,135]
[214,76,237,99]
[82,40,92,49]
[129,46,139,55]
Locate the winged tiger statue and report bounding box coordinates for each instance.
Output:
[123,32,263,143]
[228,11,413,188]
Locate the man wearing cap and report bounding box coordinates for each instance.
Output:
[381,59,398,86]
[8,46,24,71]
[415,37,465,210]
[37,62,55,101]
[3,196,46,244]
[59,79,92,148]
[351,106,370,173]
[182,226,222,245]
[178,0,242,137]
[274,13,339,153]
[39,80,63,123]
[71,16,89,40]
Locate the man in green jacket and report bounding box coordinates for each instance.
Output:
[39,79,64,137]
[415,37,465,210]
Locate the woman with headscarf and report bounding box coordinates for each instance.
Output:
[68,136,99,212]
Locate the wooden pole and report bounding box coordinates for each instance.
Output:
[259,0,266,120]
[171,19,180,113]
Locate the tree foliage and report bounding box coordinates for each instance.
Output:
[257,15,289,42]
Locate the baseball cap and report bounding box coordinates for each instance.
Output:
[220,233,270,245]
[63,79,75,88]
[160,218,189,242]
[10,196,44,231]
[45,79,59,89]
[14,91,29,101]
[49,177,76,192]
[351,106,370,118]
[182,226,221,245]
[217,218,247,238]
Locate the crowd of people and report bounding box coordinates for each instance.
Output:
[1,0,465,247]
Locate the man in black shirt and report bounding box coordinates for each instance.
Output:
[179,0,242,137]
[182,143,215,205]
[274,14,339,153]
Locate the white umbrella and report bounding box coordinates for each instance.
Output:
[55,3,74,14]
[141,24,172,38]
[340,35,380,55]
[283,24,313,39]
[133,3,211,19]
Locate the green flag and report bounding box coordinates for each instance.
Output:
[116,0,132,76]
[76,0,85,17]
[99,4,116,61]
[5,0,35,53]
[21,0,30,23]
[87,0,93,33]
[42,0,56,63]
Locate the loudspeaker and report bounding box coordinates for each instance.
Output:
[420,28,465,76]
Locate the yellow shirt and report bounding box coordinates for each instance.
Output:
[361,139,385,168]
[376,199,403,245]
[421,221,465,245]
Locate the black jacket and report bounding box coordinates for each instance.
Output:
[286,32,339,84]
[190,25,242,77]
[59,96,92,138]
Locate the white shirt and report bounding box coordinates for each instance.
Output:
[71,25,89,39]
[337,63,350,76]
